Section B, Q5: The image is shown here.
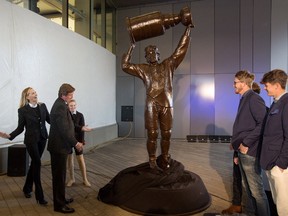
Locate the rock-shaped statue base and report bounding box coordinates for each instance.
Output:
[98,158,211,215]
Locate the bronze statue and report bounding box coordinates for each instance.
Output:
[122,7,193,171]
[100,8,211,215]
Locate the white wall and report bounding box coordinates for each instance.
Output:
[0,0,116,147]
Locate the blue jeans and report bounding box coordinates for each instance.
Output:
[232,160,242,205]
[238,153,270,216]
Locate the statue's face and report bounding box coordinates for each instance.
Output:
[145,46,160,64]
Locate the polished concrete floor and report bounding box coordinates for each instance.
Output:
[0,138,245,216]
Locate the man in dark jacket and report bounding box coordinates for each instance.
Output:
[48,83,83,214]
[260,69,288,216]
[229,70,270,216]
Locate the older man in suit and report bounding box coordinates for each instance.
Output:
[48,83,83,214]
[229,70,270,216]
[260,69,288,216]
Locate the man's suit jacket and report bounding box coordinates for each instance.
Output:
[47,97,77,154]
[231,89,267,157]
[9,103,50,145]
[260,93,288,170]
[71,111,85,143]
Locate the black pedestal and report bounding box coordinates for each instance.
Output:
[98,158,211,215]
[7,144,29,177]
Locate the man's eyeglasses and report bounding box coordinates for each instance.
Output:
[233,81,242,85]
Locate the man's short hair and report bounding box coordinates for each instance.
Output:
[58,83,75,97]
[235,70,255,88]
[260,69,287,89]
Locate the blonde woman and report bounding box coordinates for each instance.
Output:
[66,99,91,187]
[0,87,50,205]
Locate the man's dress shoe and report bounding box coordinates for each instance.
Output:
[65,198,74,204]
[54,206,75,214]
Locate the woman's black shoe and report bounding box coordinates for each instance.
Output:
[37,199,48,205]
[24,192,32,198]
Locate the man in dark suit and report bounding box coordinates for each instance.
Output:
[48,83,83,214]
[260,69,288,216]
[230,70,270,216]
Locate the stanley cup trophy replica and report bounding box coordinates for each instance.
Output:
[126,6,194,43]
[98,7,211,215]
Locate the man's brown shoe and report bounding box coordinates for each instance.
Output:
[221,205,242,214]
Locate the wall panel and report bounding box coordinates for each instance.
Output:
[190,0,215,75]
[215,74,238,135]
[253,0,271,73]
[240,0,253,70]
[215,0,240,74]
[271,0,288,71]
[189,74,215,135]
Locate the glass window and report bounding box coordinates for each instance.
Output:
[11,0,115,53]
[71,0,90,38]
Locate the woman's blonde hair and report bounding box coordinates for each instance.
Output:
[19,87,32,108]
[68,99,76,105]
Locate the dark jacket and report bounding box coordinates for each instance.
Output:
[47,97,77,154]
[260,93,288,170]
[71,111,85,143]
[9,103,50,145]
[231,90,267,157]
